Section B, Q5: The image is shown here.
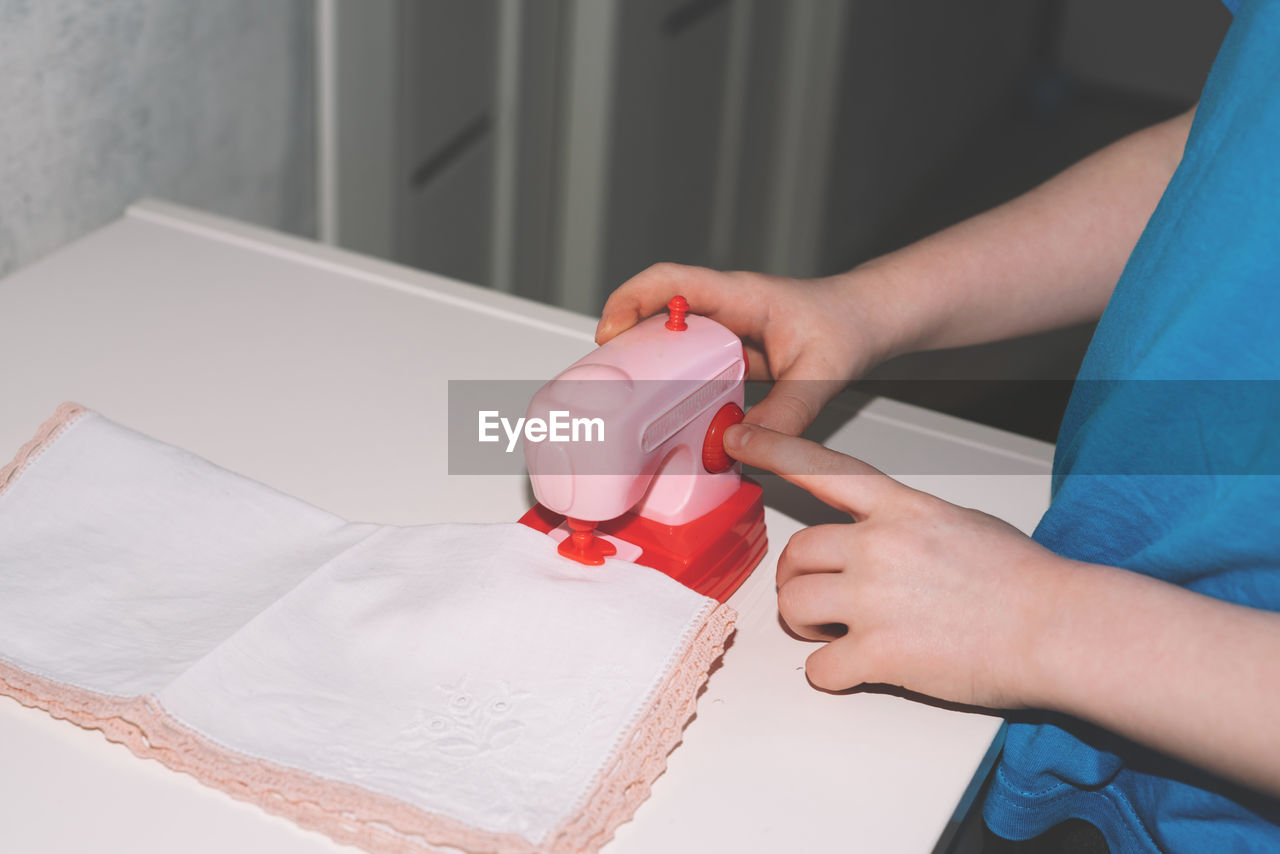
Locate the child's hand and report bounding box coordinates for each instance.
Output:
[726,421,1067,709]
[596,263,892,436]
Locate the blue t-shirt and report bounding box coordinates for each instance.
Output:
[982,1,1280,851]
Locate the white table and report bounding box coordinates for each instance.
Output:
[0,201,1055,853]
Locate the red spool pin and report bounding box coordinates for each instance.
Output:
[665,295,689,331]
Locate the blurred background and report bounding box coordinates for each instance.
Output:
[0,0,1231,441]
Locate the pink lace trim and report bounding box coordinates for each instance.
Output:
[0,401,86,498]
[0,403,738,854]
[0,607,734,854]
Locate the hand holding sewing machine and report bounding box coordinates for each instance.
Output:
[596,263,893,436]
[594,264,1058,710]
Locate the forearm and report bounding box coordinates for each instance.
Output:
[842,108,1195,362]
[1023,554,1280,796]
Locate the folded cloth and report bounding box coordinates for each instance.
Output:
[0,403,736,854]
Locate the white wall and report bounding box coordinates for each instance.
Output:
[0,0,315,276]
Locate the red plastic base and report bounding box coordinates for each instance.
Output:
[519,478,768,603]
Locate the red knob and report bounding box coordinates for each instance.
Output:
[702,402,745,473]
[665,295,689,331]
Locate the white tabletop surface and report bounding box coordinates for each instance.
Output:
[0,200,1055,853]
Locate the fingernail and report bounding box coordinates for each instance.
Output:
[724,422,755,450]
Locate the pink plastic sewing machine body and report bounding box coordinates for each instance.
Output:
[518,297,767,602]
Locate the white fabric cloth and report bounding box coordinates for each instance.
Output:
[0,412,374,695]
[0,409,730,851]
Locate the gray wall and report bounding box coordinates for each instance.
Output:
[0,0,315,277]
[1060,0,1232,103]
[821,0,1046,272]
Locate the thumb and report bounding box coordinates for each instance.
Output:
[741,377,845,435]
[805,637,875,692]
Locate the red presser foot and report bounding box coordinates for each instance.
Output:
[557,518,617,566]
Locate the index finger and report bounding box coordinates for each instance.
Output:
[724,423,897,520]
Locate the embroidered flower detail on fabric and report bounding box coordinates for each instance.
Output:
[406,677,532,758]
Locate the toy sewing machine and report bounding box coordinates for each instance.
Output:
[518,296,767,603]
